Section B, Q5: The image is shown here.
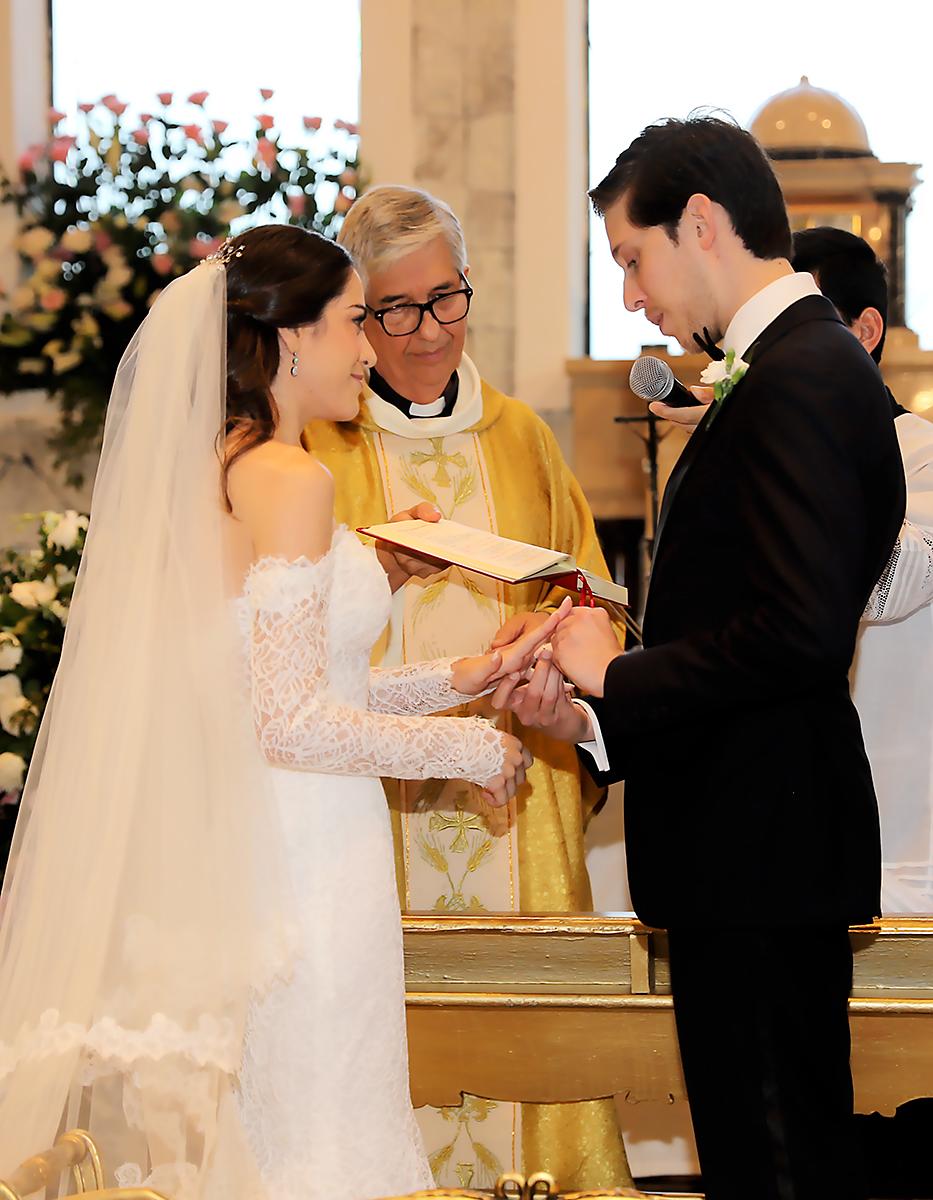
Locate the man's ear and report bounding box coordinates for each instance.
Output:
[850,306,884,356]
[683,194,716,250]
[462,264,470,281]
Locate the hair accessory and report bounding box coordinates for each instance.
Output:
[290,351,299,377]
[206,236,245,268]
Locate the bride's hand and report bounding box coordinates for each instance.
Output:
[451,597,573,695]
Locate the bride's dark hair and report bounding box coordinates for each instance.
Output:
[221,224,354,509]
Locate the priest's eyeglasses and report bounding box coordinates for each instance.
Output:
[367,275,474,337]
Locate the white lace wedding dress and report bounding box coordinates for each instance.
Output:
[230,528,504,1200]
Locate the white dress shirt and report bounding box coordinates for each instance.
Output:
[851,411,933,913]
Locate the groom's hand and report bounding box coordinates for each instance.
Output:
[489,609,552,649]
[550,607,622,697]
[375,502,445,592]
[497,647,592,743]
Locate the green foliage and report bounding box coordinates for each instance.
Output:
[0,511,88,882]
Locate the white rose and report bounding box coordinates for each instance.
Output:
[53,563,76,586]
[0,634,23,671]
[61,228,94,254]
[0,751,26,795]
[17,226,56,259]
[699,360,730,386]
[48,600,69,624]
[10,578,57,609]
[45,510,88,551]
[0,674,31,736]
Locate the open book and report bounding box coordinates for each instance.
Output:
[358,518,629,607]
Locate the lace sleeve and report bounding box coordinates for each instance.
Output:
[368,660,482,715]
[863,519,933,623]
[244,557,505,785]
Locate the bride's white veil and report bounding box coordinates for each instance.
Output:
[0,259,294,1196]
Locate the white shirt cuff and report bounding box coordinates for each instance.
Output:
[572,698,610,773]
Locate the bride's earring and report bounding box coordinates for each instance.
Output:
[290,351,299,378]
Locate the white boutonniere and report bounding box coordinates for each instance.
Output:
[698,348,750,426]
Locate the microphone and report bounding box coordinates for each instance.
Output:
[628,356,702,408]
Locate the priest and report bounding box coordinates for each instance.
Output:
[303,184,630,1191]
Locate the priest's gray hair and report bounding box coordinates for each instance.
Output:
[337,184,468,285]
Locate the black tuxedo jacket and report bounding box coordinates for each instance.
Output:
[585,295,906,928]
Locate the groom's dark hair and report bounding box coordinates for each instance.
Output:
[589,115,792,261]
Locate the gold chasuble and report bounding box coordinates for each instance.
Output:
[304,355,632,1192]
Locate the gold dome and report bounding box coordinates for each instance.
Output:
[750,76,872,158]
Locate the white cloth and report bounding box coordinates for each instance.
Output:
[364,353,484,439]
[0,263,295,1199]
[851,411,933,913]
[230,528,509,1199]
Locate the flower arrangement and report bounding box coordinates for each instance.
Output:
[698,348,750,426]
[0,510,87,882]
[0,90,360,482]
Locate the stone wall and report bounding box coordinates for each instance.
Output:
[408,0,517,391]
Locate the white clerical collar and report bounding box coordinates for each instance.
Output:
[722,272,821,360]
[365,353,484,437]
[413,394,447,417]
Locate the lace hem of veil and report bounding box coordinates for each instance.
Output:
[0,1007,242,1082]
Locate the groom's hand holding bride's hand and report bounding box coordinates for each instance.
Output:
[495,646,592,743]
[450,597,573,696]
[550,606,622,698]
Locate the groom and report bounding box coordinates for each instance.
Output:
[503,117,905,1199]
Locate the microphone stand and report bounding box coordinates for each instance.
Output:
[614,407,672,564]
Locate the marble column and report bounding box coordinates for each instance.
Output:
[360,0,586,419]
[0,0,91,550]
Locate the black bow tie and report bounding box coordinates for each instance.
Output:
[692,327,725,361]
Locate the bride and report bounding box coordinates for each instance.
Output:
[0,224,566,1200]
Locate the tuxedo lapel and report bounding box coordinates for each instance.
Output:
[651,295,845,558]
[652,402,717,551]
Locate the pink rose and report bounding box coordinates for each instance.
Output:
[94,230,113,253]
[48,107,66,124]
[151,253,174,276]
[188,90,209,106]
[303,116,322,131]
[182,124,204,145]
[49,135,76,162]
[256,139,277,169]
[287,193,306,216]
[339,168,358,187]
[140,112,153,123]
[1,792,20,807]
[212,119,228,135]
[78,102,94,114]
[343,122,359,136]
[132,128,150,144]
[101,94,128,116]
[18,147,39,174]
[188,237,222,260]
[256,114,274,131]
[260,88,274,100]
[335,191,353,214]
[157,92,173,106]
[41,288,67,311]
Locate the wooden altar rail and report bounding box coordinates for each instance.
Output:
[403,915,933,1115]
